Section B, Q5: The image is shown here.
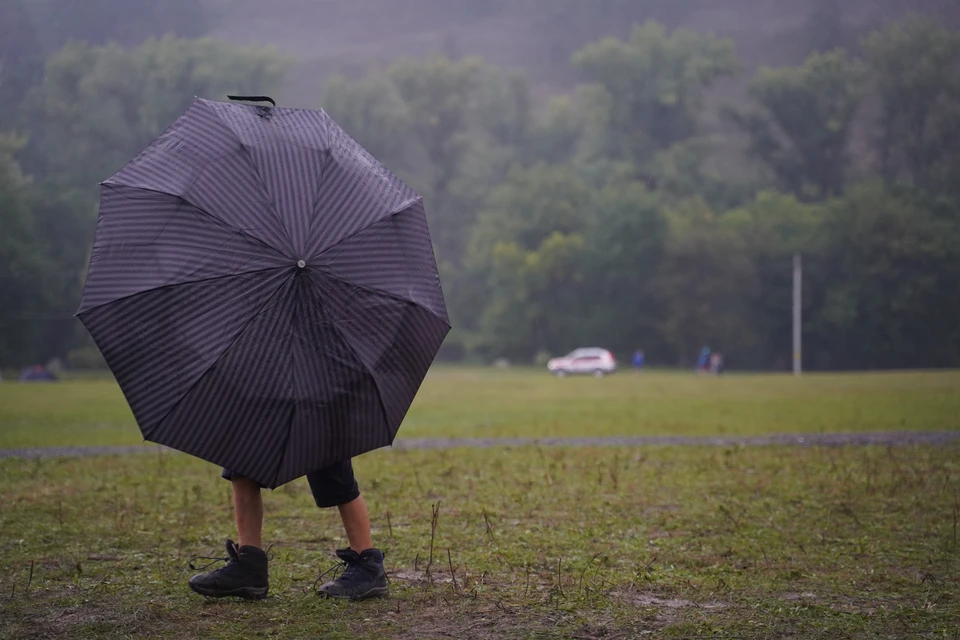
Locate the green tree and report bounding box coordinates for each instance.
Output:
[322,71,415,177]
[320,57,537,358]
[863,14,960,196]
[27,186,98,359]
[726,49,865,201]
[651,198,759,366]
[478,231,587,361]
[471,67,531,150]
[7,36,286,363]
[28,36,287,192]
[325,55,517,263]
[577,181,668,357]
[805,183,960,370]
[645,136,749,210]
[464,164,593,359]
[0,135,56,366]
[386,54,487,258]
[522,95,587,166]
[573,22,738,168]
[444,66,535,250]
[469,164,592,256]
[721,191,822,369]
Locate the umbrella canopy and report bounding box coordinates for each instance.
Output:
[77,97,450,489]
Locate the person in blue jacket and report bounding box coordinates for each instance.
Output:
[696,347,710,373]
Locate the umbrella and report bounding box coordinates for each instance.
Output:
[77,96,450,489]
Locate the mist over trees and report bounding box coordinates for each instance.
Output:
[1,0,958,371]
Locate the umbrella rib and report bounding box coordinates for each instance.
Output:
[305,136,328,248]
[311,267,450,327]
[330,326,394,452]
[142,273,293,442]
[77,266,288,318]
[268,279,307,489]
[101,182,289,260]
[233,141,297,255]
[202,100,297,254]
[310,282,394,449]
[269,281,393,487]
[310,196,422,260]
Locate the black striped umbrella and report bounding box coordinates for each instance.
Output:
[76,96,450,489]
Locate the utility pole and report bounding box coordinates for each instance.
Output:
[793,253,802,376]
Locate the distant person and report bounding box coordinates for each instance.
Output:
[632,349,645,371]
[709,352,722,375]
[696,347,710,373]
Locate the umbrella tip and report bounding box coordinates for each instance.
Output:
[297,260,306,269]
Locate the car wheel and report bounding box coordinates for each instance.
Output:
[554,369,569,377]
[593,369,605,378]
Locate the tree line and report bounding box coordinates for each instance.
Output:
[1,9,958,370]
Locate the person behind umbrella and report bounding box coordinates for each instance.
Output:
[77,96,450,603]
[188,464,387,601]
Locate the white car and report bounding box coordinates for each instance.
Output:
[546,348,617,377]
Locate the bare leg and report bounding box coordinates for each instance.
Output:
[317,494,387,599]
[232,478,263,549]
[337,495,373,551]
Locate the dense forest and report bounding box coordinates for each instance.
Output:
[1,0,958,371]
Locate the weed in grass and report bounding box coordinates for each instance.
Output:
[2,369,960,638]
[2,444,954,637]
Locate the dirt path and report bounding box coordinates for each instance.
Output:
[2,430,958,460]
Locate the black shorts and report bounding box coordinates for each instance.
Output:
[221,460,360,508]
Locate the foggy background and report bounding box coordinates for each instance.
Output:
[1,0,959,373]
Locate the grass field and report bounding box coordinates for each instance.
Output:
[2,368,959,448]
[1,369,959,638]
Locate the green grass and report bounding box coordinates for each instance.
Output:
[1,368,959,448]
[1,445,958,638]
[1,368,959,638]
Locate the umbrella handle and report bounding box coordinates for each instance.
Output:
[227,95,277,107]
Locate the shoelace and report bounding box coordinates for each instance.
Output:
[189,540,239,571]
[310,558,350,592]
[188,540,273,571]
[309,549,389,593]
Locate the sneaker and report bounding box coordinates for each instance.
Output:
[317,548,389,600]
[188,540,269,600]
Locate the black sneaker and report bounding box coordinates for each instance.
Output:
[188,540,269,600]
[317,548,389,600]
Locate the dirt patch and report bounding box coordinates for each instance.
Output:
[779,592,888,615]
[386,609,522,640]
[4,598,167,640]
[378,600,658,640]
[391,569,453,585]
[614,590,728,610]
